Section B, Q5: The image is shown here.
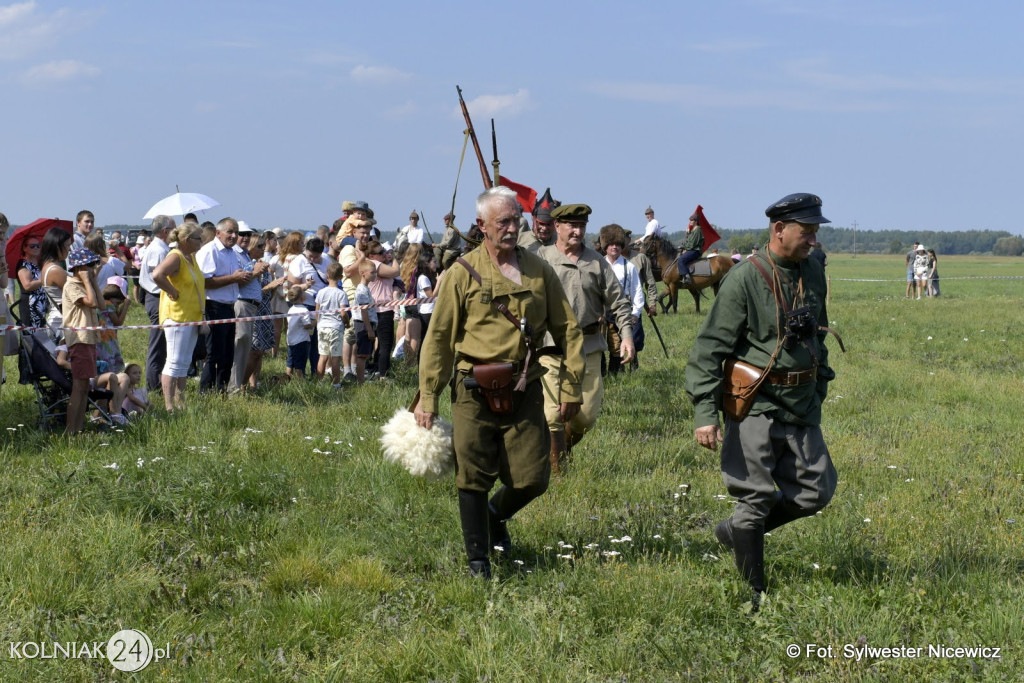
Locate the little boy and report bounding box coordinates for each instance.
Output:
[285,285,313,378]
[314,262,351,387]
[353,259,378,383]
[61,247,104,434]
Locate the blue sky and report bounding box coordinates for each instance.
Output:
[2,0,1023,236]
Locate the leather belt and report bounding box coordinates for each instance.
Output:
[460,355,521,374]
[766,367,817,386]
[581,323,602,335]
[238,298,260,306]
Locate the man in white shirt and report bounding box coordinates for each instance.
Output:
[642,206,662,240]
[72,210,94,249]
[196,217,251,392]
[599,223,644,374]
[396,211,425,256]
[139,215,174,391]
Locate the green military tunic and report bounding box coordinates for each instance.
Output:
[538,243,634,435]
[629,251,658,308]
[419,245,585,490]
[680,226,705,253]
[538,244,633,354]
[685,250,834,428]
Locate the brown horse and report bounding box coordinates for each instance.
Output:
[642,235,734,313]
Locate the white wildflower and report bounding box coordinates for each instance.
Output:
[602,551,622,557]
[864,518,871,523]
[103,463,119,470]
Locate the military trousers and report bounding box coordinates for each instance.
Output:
[721,412,837,531]
[452,376,550,493]
[540,351,603,437]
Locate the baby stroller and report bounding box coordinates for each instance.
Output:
[13,310,115,430]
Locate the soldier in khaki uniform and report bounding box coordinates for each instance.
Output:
[435,213,463,271]
[538,204,634,472]
[685,192,839,607]
[416,186,584,579]
[518,187,559,253]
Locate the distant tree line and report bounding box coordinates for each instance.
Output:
[661,225,1023,256]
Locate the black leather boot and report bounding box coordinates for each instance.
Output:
[458,489,491,579]
[731,527,766,606]
[489,486,543,554]
[764,498,811,533]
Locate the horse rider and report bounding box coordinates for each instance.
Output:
[676,213,704,285]
[538,204,634,473]
[642,206,662,239]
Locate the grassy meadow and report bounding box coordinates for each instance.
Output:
[0,253,1021,681]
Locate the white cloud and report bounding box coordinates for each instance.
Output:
[460,89,535,120]
[20,59,99,84]
[350,64,412,85]
[0,1,35,26]
[0,2,91,61]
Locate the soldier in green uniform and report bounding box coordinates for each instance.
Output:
[685,192,839,606]
[518,187,559,253]
[676,213,705,285]
[416,186,585,579]
[539,204,634,472]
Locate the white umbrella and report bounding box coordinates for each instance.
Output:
[143,188,220,219]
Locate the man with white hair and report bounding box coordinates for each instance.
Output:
[416,186,584,579]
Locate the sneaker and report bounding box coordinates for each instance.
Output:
[342,372,357,384]
[332,382,343,389]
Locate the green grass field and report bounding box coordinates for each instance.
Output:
[1,254,1021,681]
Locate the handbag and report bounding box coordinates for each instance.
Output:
[722,358,770,422]
[470,363,516,414]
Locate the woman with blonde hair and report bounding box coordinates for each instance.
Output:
[151,222,205,411]
[398,243,422,361]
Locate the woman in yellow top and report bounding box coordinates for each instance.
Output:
[152,222,205,411]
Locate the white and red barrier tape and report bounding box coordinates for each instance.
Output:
[1,297,435,334]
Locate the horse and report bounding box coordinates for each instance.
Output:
[642,235,734,314]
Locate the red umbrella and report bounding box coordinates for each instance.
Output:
[5,218,74,278]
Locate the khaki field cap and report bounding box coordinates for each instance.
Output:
[551,204,592,223]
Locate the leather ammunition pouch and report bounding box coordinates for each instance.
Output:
[722,358,769,422]
[471,363,516,414]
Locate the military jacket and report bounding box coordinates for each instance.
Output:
[681,226,704,252]
[685,250,835,428]
[538,244,634,355]
[629,252,659,306]
[419,245,585,414]
[517,229,553,254]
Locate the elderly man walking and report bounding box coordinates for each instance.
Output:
[416,186,584,579]
[538,203,634,472]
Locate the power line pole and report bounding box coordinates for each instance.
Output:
[852,219,858,257]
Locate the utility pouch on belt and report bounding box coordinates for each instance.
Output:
[471,363,516,414]
[722,358,769,422]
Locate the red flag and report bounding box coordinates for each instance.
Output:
[694,205,721,247]
[498,176,537,214]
